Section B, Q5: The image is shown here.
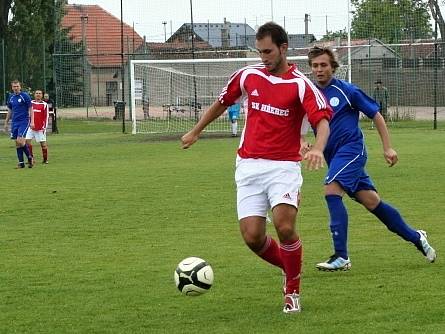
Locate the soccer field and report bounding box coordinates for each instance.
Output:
[0,123,443,333]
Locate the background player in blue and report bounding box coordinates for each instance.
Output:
[227,102,240,137]
[4,80,33,168]
[305,46,436,270]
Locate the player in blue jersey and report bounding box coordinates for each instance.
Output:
[305,46,436,270]
[4,80,33,168]
[227,102,240,137]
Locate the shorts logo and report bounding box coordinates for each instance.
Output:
[283,193,292,201]
[330,97,340,107]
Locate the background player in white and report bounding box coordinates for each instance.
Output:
[304,46,436,271]
[26,89,49,164]
[181,22,332,313]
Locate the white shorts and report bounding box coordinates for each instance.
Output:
[25,129,47,142]
[235,156,303,220]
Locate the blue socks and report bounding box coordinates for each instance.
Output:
[16,147,24,164]
[370,201,419,244]
[326,195,349,259]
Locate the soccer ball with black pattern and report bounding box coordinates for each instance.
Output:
[174,257,214,296]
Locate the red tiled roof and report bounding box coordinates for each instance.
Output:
[62,4,144,67]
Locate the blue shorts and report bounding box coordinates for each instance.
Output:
[228,105,240,121]
[10,121,29,140]
[325,148,376,199]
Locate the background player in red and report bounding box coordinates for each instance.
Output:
[181,22,332,313]
[26,89,49,164]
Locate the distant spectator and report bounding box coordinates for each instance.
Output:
[44,93,58,133]
[373,80,389,121]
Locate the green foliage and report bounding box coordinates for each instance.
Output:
[320,29,348,42]
[0,123,444,333]
[351,0,432,43]
[1,0,81,102]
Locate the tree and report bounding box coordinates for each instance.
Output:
[427,0,445,43]
[0,0,13,40]
[351,0,432,43]
[320,30,348,42]
[2,0,82,104]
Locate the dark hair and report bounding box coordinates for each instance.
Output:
[11,79,21,85]
[307,46,340,72]
[256,22,288,47]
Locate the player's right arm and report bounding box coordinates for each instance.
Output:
[181,100,227,149]
[182,68,243,149]
[30,103,35,130]
[4,109,11,131]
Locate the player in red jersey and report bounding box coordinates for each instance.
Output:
[26,90,49,164]
[181,22,332,313]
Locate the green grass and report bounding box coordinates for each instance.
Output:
[0,121,444,333]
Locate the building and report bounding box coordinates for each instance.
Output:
[168,19,256,49]
[61,4,144,106]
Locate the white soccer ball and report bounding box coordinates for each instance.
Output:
[174,256,214,296]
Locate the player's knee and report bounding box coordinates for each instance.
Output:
[275,223,295,242]
[357,192,380,211]
[242,233,265,252]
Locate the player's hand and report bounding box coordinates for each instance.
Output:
[300,141,312,156]
[384,148,398,167]
[181,131,199,149]
[304,148,325,170]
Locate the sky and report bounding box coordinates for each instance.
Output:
[67,0,352,42]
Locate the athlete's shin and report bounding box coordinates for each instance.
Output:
[371,201,419,243]
[256,235,284,269]
[280,238,302,294]
[326,194,349,259]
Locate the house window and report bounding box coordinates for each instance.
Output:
[106,81,118,93]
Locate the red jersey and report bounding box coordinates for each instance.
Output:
[31,100,49,131]
[219,63,332,161]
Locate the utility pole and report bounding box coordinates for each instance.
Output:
[81,13,89,117]
[162,21,167,42]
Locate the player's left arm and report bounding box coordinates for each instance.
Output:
[300,81,332,169]
[44,103,49,130]
[373,112,398,167]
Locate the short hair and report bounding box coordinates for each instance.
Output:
[307,46,340,72]
[34,89,44,94]
[256,22,288,47]
[11,80,21,85]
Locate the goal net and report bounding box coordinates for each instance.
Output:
[130,57,348,134]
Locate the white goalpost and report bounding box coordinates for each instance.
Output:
[130,57,348,134]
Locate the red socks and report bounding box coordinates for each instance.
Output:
[257,235,284,269]
[42,147,48,161]
[280,239,303,294]
[28,144,33,157]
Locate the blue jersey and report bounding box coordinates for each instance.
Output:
[316,78,379,163]
[7,92,32,123]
